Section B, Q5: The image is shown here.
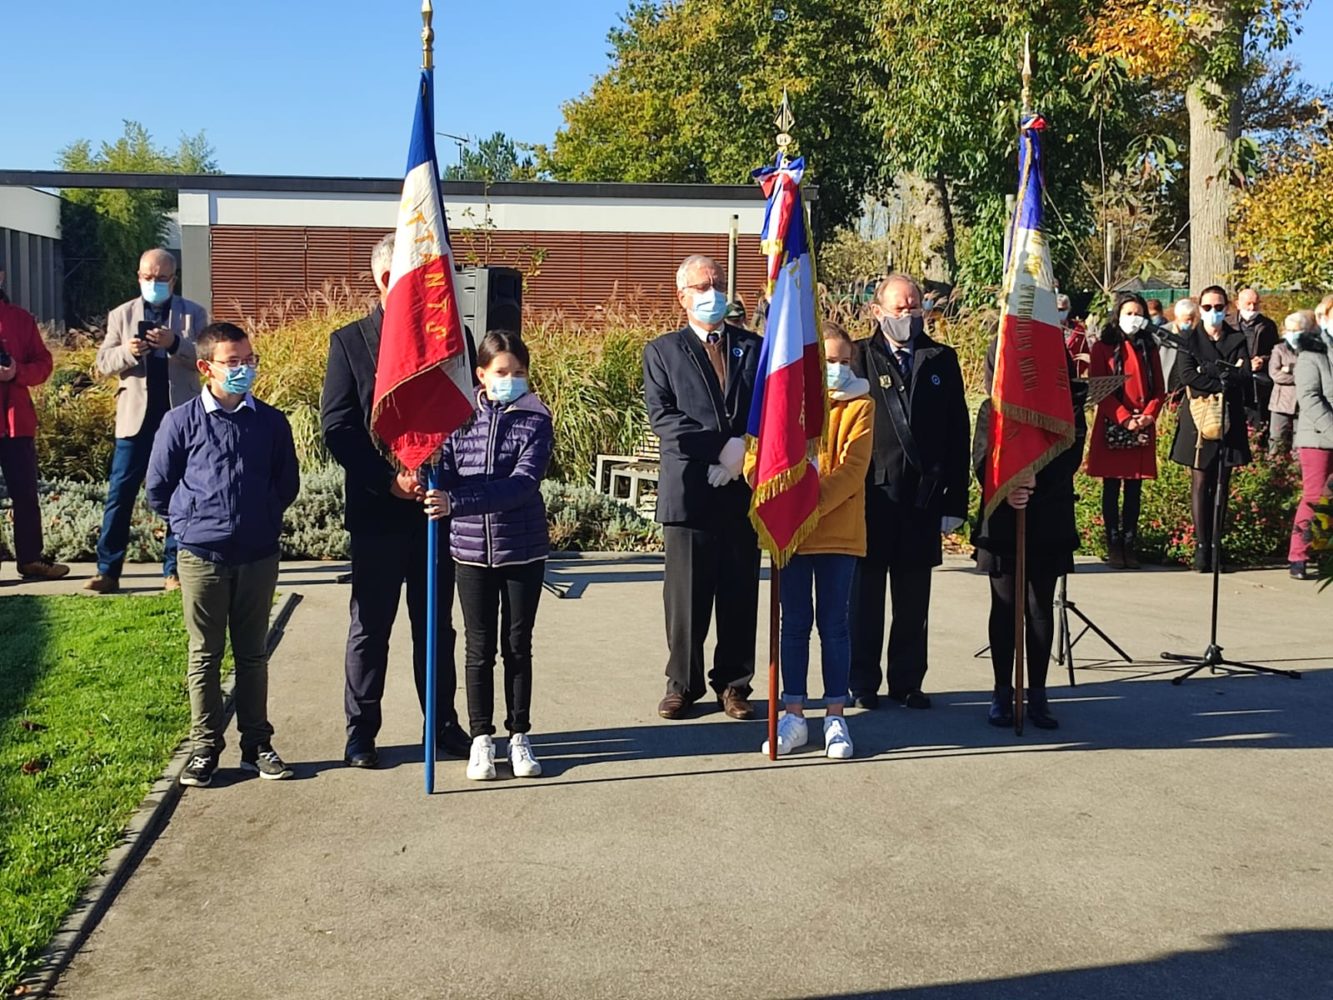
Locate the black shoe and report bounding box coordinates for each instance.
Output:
[180,752,218,787]
[988,690,1014,727]
[1193,547,1210,573]
[344,746,379,769]
[240,743,293,780]
[1027,696,1060,730]
[850,692,880,710]
[891,691,932,710]
[437,723,472,759]
[1290,561,1313,581]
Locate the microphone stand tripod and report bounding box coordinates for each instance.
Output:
[1161,366,1301,685]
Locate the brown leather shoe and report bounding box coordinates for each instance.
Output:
[163,575,181,592]
[657,692,693,720]
[83,574,120,595]
[718,688,755,720]
[19,557,70,581]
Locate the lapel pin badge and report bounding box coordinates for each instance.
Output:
[932,374,941,386]
[879,375,894,388]
[732,346,744,357]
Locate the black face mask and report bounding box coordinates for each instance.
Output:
[880,314,923,346]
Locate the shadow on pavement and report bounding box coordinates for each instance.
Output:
[778,928,1333,1000]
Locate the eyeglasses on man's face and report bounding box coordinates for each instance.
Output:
[1200,303,1227,313]
[210,355,261,369]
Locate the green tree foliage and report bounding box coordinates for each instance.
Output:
[58,121,218,326]
[442,131,539,182]
[539,0,880,236]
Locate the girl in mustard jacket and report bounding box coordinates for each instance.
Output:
[755,325,874,759]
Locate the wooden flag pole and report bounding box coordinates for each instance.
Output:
[1014,509,1027,736]
[768,564,781,761]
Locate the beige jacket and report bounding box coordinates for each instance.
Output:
[96,296,208,438]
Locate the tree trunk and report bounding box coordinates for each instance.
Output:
[1187,1,1243,292]
[899,170,956,287]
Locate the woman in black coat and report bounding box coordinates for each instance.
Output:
[972,339,1086,730]
[1170,285,1254,572]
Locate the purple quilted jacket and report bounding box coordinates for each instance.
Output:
[436,390,553,567]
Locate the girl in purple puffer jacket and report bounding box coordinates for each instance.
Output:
[425,331,554,782]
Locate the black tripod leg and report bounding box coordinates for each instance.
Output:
[1068,606,1134,662]
[1215,658,1302,680]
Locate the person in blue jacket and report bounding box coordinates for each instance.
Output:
[425,330,554,782]
[147,322,300,788]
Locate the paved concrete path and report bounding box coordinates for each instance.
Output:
[28,556,1333,999]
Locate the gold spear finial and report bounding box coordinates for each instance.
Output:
[422,0,435,71]
[1021,32,1032,116]
[775,87,795,158]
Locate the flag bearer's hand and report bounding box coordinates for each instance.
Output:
[391,471,425,501]
[424,489,451,520]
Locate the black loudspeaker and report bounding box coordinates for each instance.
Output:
[457,266,522,345]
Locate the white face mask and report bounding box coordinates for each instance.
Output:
[1239,308,1258,322]
[1119,314,1149,335]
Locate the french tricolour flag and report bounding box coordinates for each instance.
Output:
[371,69,474,472]
[746,156,824,566]
[984,114,1075,515]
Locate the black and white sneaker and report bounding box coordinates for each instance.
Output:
[240,744,294,780]
[180,753,218,787]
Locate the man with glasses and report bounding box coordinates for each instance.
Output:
[849,274,970,710]
[148,322,299,786]
[88,249,208,594]
[644,254,762,721]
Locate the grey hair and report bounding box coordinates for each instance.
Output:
[1174,297,1198,318]
[875,272,923,304]
[676,254,722,290]
[1285,310,1314,333]
[138,248,176,276]
[1056,293,1071,309]
[371,233,395,284]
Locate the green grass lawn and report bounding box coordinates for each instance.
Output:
[0,594,192,993]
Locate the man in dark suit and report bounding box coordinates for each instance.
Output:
[1236,287,1279,443]
[320,233,468,768]
[643,254,762,721]
[850,273,970,709]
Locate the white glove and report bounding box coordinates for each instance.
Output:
[707,464,737,488]
[718,437,746,477]
[940,516,964,534]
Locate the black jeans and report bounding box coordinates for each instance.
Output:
[987,569,1058,695]
[662,522,759,699]
[343,523,459,752]
[455,559,545,738]
[1101,478,1143,535]
[1191,462,1232,557]
[0,437,42,564]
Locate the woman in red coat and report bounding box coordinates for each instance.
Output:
[1086,292,1166,569]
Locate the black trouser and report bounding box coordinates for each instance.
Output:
[343,523,459,752]
[662,521,760,699]
[987,569,1058,695]
[1191,462,1232,558]
[455,559,544,738]
[1101,478,1143,535]
[849,558,933,698]
[0,437,42,565]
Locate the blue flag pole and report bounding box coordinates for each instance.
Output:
[424,464,439,793]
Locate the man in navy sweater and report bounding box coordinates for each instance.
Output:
[148,322,300,787]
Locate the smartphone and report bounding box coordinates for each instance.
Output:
[136,320,154,341]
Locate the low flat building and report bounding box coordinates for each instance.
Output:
[0,186,62,327]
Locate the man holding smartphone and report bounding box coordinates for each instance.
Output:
[87,249,208,594]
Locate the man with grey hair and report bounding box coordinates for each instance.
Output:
[320,232,468,768]
[86,248,208,593]
[644,253,762,721]
[849,273,969,710]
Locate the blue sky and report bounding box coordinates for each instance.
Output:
[3,0,1330,178]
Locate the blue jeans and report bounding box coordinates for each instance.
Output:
[779,553,856,707]
[96,427,177,578]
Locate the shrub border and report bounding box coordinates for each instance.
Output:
[17,591,303,998]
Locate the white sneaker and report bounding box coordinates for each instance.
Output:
[507,733,542,778]
[824,715,854,759]
[466,734,496,780]
[760,713,809,756]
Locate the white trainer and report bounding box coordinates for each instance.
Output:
[507,733,543,778]
[824,715,854,759]
[760,712,809,756]
[466,734,496,780]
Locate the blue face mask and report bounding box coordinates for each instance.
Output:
[826,361,853,391]
[140,279,171,306]
[488,375,528,404]
[690,288,729,326]
[1284,330,1302,348]
[217,364,257,396]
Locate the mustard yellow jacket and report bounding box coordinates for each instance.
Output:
[746,378,874,557]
